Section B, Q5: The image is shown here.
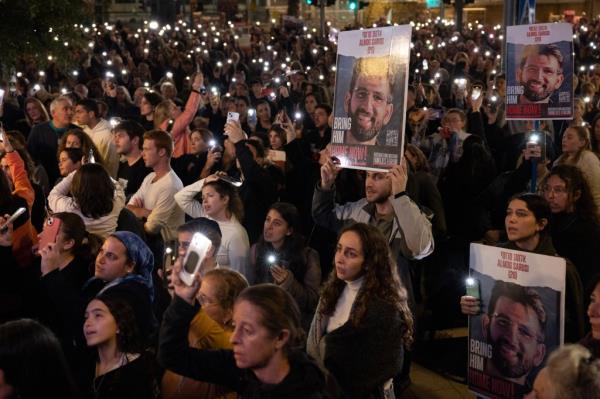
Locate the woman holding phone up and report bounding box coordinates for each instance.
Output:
[159,259,327,398]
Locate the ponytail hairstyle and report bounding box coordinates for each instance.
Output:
[203,179,244,222]
[51,212,94,261]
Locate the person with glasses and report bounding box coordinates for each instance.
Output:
[342,56,395,146]
[480,280,547,385]
[462,193,585,346]
[541,165,600,284]
[163,218,249,399]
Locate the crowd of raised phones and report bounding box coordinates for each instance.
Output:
[2,12,600,399]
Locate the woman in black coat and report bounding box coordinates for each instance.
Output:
[307,223,413,399]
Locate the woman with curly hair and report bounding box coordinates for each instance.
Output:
[58,128,107,175]
[307,222,414,399]
[83,292,159,399]
[48,163,125,238]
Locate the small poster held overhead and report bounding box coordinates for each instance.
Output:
[467,243,566,399]
[505,22,573,120]
[330,25,411,171]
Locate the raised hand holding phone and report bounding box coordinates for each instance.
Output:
[0,207,26,234]
[0,214,14,247]
[171,257,201,305]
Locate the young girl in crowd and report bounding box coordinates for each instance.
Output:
[161,268,248,399]
[174,176,251,282]
[461,193,586,342]
[84,292,159,399]
[251,202,321,330]
[159,262,327,398]
[58,147,83,178]
[307,223,413,398]
[48,163,126,239]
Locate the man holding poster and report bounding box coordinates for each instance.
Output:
[505,23,573,120]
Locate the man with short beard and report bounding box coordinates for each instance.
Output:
[482,280,547,384]
[517,44,565,104]
[343,56,394,145]
[312,157,433,394]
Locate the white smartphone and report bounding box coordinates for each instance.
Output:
[0,207,26,233]
[227,112,240,123]
[179,232,212,286]
[471,87,482,101]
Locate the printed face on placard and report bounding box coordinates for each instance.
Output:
[517,54,564,103]
[345,75,393,144]
[484,296,546,378]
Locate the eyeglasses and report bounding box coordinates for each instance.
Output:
[492,313,543,344]
[197,293,218,307]
[541,185,568,195]
[352,88,391,105]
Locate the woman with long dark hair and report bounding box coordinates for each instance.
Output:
[541,165,600,283]
[307,223,414,398]
[38,212,95,360]
[48,163,125,238]
[251,202,321,330]
[83,292,159,399]
[461,193,586,342]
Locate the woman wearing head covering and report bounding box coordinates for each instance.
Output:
[85,231,157,343]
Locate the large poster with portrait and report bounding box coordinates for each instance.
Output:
[330,25,411,171]
[467,243,565,399]
[505,23,573,120]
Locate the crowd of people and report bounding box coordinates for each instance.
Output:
[1,9,600,399]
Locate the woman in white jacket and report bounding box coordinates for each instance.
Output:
[174,174,252,282]
[48,163,125,239]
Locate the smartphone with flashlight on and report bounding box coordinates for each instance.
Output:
[471,86,482,101]
[219,174,243,187]
[465,277,481,300]
[247,108,258,127]
[526,131,546,162]
[179,232,212,286]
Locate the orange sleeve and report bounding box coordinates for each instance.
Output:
[6,151,35,210]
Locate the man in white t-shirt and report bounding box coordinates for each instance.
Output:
[127,129,184,242]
